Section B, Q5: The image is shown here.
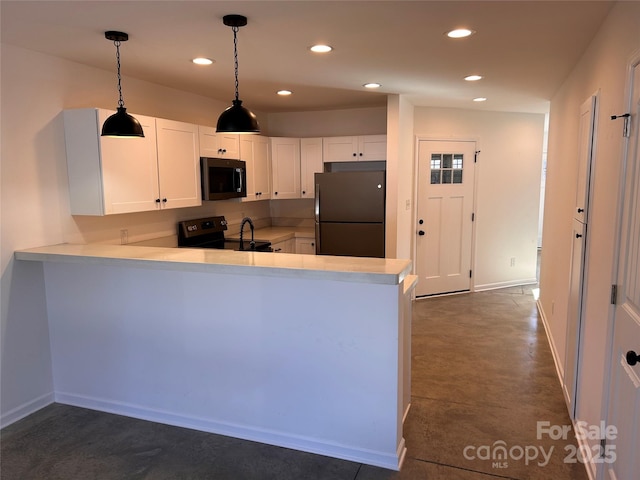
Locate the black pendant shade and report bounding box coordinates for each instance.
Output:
[102,107,144,137]
[216,15,260,134]
[216,99,259,134]
[101,31,144,138]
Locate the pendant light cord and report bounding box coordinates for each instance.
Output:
[232,26,239,102]
[114,40,125,108]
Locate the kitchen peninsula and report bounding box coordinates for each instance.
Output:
[15,244,416,470]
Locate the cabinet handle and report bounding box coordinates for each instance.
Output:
[155,198,161,203]
[418,230,425,236]
[577,208,584,213]
[353,153,357,157]
[302,190,306,194]
[311,242,315,246]
[274,192,278,195]
[162,198,167,203]
[359,152,363,156]
[626,350,640,366]
[576,233,583,238]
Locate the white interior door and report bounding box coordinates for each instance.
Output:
[565,94,597,418]
[415,140,476,296]
[606,61,640,480]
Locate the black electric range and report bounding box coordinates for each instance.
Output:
[177,216,272,252]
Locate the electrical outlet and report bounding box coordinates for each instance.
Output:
[510,257,516,267]
[120,229,128,245]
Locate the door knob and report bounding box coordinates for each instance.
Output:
[418,230,425,236]
[626,350,640,366]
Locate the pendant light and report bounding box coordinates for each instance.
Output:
[216,15,260,134]
[101,31,144,137]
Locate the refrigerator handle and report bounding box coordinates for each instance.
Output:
[315,184,320,222]
[315,223,321,253]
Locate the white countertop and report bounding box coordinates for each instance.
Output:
[15,243,412,285]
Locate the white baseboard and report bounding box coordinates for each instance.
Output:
[537,299,565,386]
[54,391,404,471]
[0,392,54,429]
[474,278,538,292]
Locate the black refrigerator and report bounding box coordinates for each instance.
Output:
[314,171,385,258]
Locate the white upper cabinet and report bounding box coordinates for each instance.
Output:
[323,135,387,162]
[155,118,201,209]
[63,108,200,215]
[198,126,240,159]
[240,135,271,201]
[300,138,323,199]
[271,137,301,199]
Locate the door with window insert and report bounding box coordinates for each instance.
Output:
[415,140,476,296]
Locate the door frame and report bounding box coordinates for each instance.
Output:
[600,49,640,480]
[412,135,480,293]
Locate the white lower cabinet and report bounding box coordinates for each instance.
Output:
[295,237,316,255]
[271,239,295,253]
[63,108,200,215]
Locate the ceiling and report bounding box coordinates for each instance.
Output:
[1,1,614,114]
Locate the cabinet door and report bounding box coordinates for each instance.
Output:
[240,136,257,200]
[217,133,240,159]
[100,112,160,214]
[240,135,270,201]
[323,136,358,162]
[253,136,271,199]
[156,119,201,209]
[198,126,219,157]
[300,138,323,198]
[359,135,387,161]
[271,137,301,199]
[198,126,240,158]
[272,239,295,253]
[295,238,316,255]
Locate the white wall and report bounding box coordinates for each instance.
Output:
[386,95,415,259]
[0,44,272,424]
[539,0,640,444]
[414,108,545,289]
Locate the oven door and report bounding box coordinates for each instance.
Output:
[201,157,247,201]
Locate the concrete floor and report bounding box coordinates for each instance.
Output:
[1,285,589,479]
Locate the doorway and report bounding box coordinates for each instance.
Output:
[415,140,476,297]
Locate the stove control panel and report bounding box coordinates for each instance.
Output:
[178,216,228,240]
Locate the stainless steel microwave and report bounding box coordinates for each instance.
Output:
[201,157,247,201]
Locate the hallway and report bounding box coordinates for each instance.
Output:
[1,287,588,479]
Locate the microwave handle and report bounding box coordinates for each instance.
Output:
[235,168,243,193]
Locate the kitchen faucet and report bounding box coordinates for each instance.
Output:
[239,217,255,250]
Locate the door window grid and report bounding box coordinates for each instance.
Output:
[431,153,463,184]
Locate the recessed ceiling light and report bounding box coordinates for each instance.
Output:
[446,28,475,39]
[363,83,381,89]
[464,75,483,81]
[192,57,214,65]
[473,97,487,102]
[310,44,333,53]
[277,90,292,96]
